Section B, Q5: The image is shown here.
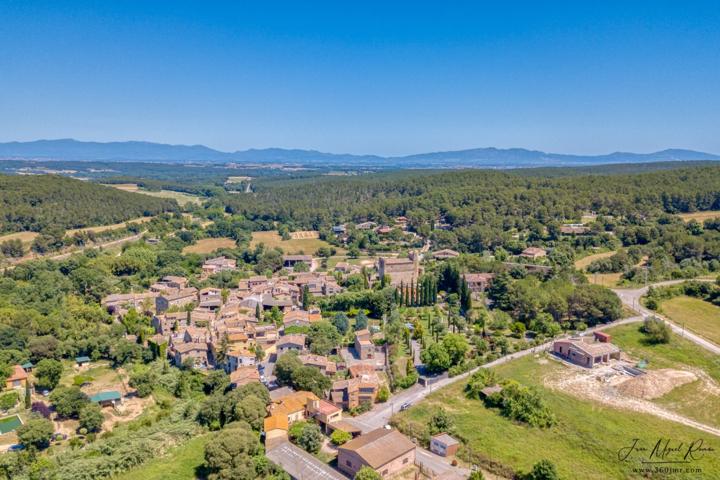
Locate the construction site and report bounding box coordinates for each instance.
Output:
[545,353,720,437]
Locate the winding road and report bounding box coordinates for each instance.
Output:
[348,278,719,476]
[612,279,720,355]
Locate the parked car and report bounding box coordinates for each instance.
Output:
[400,402,412,411]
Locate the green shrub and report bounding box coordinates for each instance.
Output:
[0,391,19,411]
[331,429,352,445]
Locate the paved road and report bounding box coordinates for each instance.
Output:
[347,278,720,475]
[347,314,653,476]
[612,279,720,355]
[350,313,648,434]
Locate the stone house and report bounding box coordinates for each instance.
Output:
[337,428,416,478]
[553,338,621,367]
[354,329,374,360]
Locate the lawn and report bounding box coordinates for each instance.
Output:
[183,237,237,254]
[678,210,720,223]
[396,325,720,479]
[113,433,210,480]
[250,231,344,255]
[659,295,720,345]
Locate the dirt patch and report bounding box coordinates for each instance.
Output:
[545,360,720,437]
[617,369,697,399]
[102,395,154,431]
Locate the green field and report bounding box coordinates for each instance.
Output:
[396,325,720,479]
[659,295,720,346]
[113,434,210,480]
[250,230,344,255]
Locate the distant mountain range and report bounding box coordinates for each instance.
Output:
[0,139,718,168]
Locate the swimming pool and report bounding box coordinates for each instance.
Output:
[0,415,22,434]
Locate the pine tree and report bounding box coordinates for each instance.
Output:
[255,303,262,321]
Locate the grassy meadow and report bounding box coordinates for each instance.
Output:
[104,183,203,206]
[395,324,720,479]
[574,250,616,270]
[658,295,720,345]
[250,230,343,255]
[182,237,237,254]
[113,434,210,480]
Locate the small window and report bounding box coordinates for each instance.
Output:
[346,460,352,467]
[383,470,388,475]
[403,458,409,464]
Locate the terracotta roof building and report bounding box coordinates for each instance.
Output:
[337,428,416,478]
[553,338,621,368]
[5,365,28,390]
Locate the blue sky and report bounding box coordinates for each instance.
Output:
[1,1,719,155]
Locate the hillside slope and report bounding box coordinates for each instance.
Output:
[0,174,179,233]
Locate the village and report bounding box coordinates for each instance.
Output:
[1,203,718,480]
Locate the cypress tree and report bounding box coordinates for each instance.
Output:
[25,381,31,409]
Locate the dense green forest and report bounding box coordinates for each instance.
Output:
[0,175,179,234]
[220,165,720,281]
[225,166,720,230]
